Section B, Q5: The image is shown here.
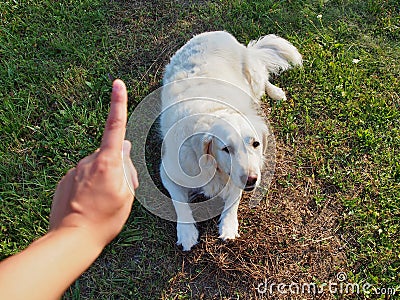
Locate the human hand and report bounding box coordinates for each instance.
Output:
[49,79,139,248]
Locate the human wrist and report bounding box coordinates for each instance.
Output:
[46,225,106,256]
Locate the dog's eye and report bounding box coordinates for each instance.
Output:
[222,146,230,154]
[252,141,260,148]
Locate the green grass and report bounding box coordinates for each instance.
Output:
[1,0,399,298]
[0,0,114,258]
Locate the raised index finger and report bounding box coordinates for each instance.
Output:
[100,79,128,154]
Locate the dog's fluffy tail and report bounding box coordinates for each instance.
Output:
[244,35,302,99]
[247,34,302,74]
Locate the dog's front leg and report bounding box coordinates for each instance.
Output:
[160,166,198,251]
[174,198,199,251]
[218,186,242,240]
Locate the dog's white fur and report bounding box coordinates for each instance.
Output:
[160,31,301,251]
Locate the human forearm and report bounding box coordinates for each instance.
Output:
[0,227,103,300]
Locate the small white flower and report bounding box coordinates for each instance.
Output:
[317,14,322,19]
[352,58,360,64]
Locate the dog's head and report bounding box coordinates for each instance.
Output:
[200,114,268,192]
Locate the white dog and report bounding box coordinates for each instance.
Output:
[159,31,301,251]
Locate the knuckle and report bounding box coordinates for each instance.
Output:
[74,161,88,180]
[76,160,86,171]
[93,157,109,173]
[92,154,116,174]
[106,115,125,131]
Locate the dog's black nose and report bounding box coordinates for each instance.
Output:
[246,175,258,187]
[242,174,258,191]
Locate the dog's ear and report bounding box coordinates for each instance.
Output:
[199,134,216,169]
[202,134,213,155]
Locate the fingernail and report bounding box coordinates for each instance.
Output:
[113,80,121,91]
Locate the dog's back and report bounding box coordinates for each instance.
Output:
[163,31,245,87]
[162,31,302,102]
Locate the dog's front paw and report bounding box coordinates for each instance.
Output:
[218,216,240,241]
[176,223,199,251]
